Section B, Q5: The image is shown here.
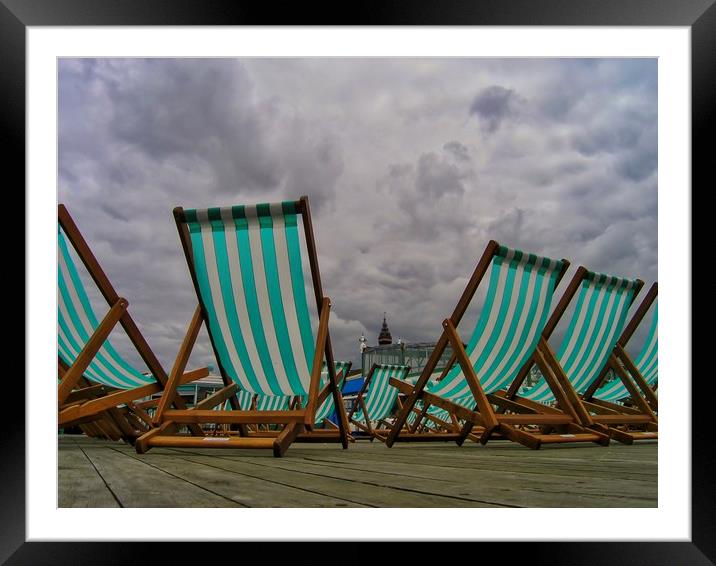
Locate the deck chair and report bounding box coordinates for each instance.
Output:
[348,364,411,441]
[386,241,611,450]
[58,372,136,441]
[578,281,658,442]
[57,204,207,444]
[59,373,146,441]
[137,196,350,457]
[587,282,658,411]
[509,268,655,444]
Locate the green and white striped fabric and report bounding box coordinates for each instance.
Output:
[427,246,565,401]
[212,399,232,411]
[236,388,255,410]
[594,301,658,402]
[523,271,639,404]
[183,202,318,397]
[353,364,410,423]
[423,406,450,430]
[255,394,292,411]
[406,403,455,430]
[312,360,352,423]
[57,225,154,390]
[406,405,422,426]
[407,402,447,428]
[409,395,475,427]
[252,361,351,415]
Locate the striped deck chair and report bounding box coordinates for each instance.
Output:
[581,282,658,442]
[57,205,207,444]
[138,196,350,457]
[348,364,411,441]
[510,268,655,444]
[387,241,612,450]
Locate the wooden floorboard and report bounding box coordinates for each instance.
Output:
[58,444,121,508]
[59,435,657,508]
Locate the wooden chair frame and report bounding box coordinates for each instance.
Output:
[57,204,208,444]
[386,241,612,450]
[136,195,350,457]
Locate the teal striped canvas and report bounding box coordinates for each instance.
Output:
[594,300,658,402]
[312,360,352,423]
[523,271,640,404]
[227,360,350,415]
[255,394,292,411]
[427,246,565,400]
[183,202,316,397]
[353,364,410,422]
[408,396,474,428]
[236,388,254,410]
[58,225,154,390]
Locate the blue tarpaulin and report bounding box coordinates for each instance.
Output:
[324,376,364,424]
[341,377,365,395]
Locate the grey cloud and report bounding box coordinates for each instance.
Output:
[469,85,519,132]
[443,141,470,162]
[573,126,640,157]
[376,145,476,244]
[415,151,468,199]
[60,59,343,211]
[59,58,657,369]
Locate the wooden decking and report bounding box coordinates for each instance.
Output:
[59,435,657,508]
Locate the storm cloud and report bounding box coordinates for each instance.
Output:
[58,58,657,371]
[469,85,521,133]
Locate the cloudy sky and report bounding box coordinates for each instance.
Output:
[58,58,657,372]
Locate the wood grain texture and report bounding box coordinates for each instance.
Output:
[60,435,656,508]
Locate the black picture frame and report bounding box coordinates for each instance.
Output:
[8,0,708,562]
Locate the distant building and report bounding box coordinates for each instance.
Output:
[378,313,393,345]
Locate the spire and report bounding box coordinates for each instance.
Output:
[378,312,393,345]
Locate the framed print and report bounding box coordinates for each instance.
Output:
[8,0,709,562]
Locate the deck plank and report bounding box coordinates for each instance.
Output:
[160,450,496,507]
[235,450,654,508]
[290,455,655,507]
[58,443,120,508]
[58,435,657,508]
[109,449,369,508]
[79,443,243,508]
